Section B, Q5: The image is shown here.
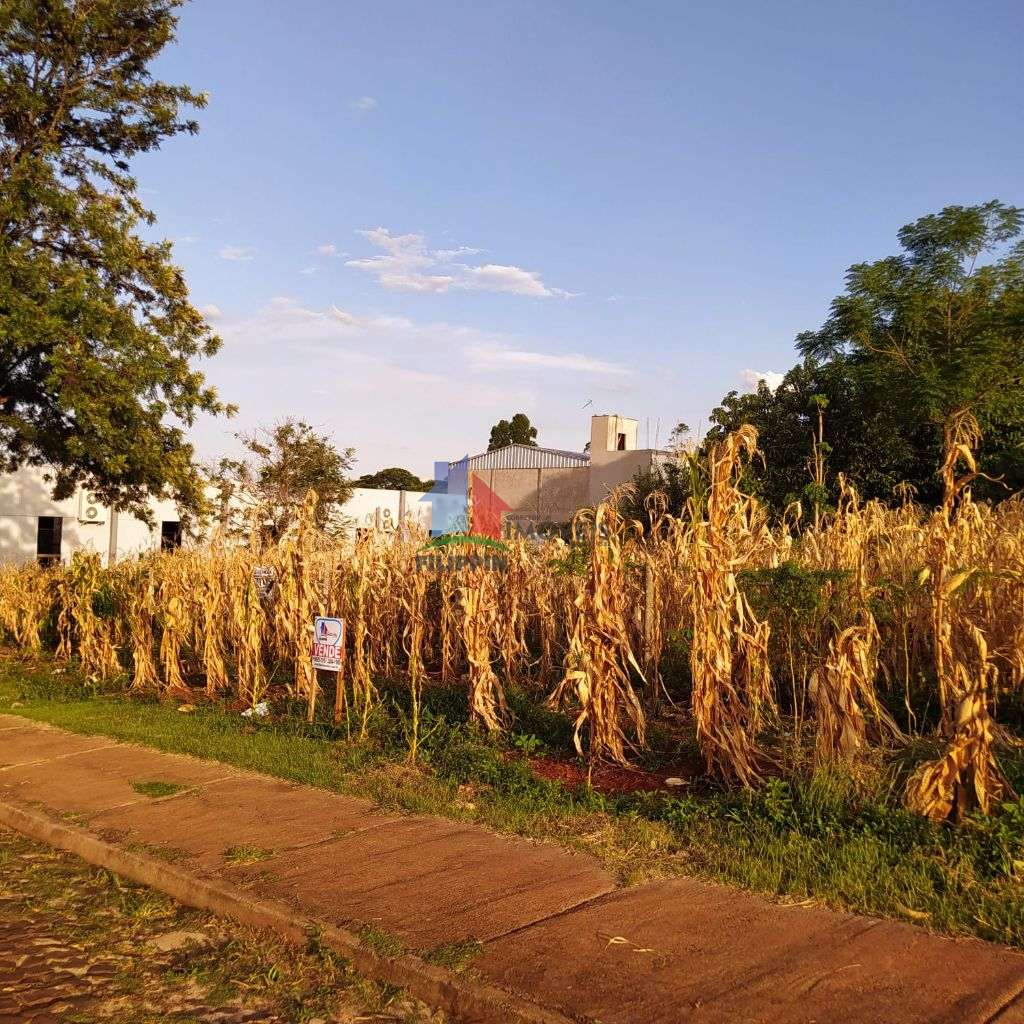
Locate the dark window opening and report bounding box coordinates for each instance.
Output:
[160,520,182,550]
[37,516,62,565]
[616,432,627,450]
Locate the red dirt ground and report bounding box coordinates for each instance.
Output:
[518,753,703,795]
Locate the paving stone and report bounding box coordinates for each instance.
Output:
[89,774,401,871]
[5,714,1024,1023]
[0,740,238,814]
[0,720,116,767]
[235,814,616,949]
[478,876,1024,1024]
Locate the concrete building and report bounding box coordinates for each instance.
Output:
[454,414,669,525]
[0,466,430,566]
[0,465,185,566]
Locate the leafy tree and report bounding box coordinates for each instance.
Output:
[706,359,940,511]
[356,467,433,491]
[0,0,231,520]
[212,419,355,537]
[707,202,1024,512]
[488,412,538,451]
[667,421,691,452]
[798,201,1024,500]
[619,458,693,532]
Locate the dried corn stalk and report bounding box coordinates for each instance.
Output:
[906,624,1014,821]
[688,425,771,787]
[459,570,506,731]
[550,504,646,765]
[127,568,159,691]
[809,619,901,763]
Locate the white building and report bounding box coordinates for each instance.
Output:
[0,466,431,566]
[345,486,430,538]
[0,465,185,566]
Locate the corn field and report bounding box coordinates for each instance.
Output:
[1,424,1022,824]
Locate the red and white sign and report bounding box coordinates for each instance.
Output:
[311,617,344,671]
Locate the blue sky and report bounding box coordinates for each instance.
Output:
[137,0,1023,478]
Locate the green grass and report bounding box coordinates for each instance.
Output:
[358,923,405,959]
[126,843,190,864]
[223,845,275,865]
[422,937,485,972]
[131,780,190,799]
[2,651,1023,949]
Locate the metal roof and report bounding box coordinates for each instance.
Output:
[451,444,589,471]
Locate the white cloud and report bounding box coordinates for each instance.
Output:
[198,303,223,321]
[740,369,785,392]
[349,96,377,113]
[316,243,337,256]
[218,245,256,262]
[217,299,628,382]
[465,343,628,375]
[466,264,568,298]
[435,245,483,260]
[346,227,567,298]
[346,228,452,292]
[329,304,367,328]
[193,299,643,475]
[266,296,337,323]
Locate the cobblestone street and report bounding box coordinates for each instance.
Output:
[0,827,432,1024]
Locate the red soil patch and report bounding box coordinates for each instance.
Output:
[520,754,702,796]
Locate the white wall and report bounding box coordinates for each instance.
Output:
[0,465,182,566]
[344,487,431,537]
[110,495,182,561]
[0,467,432,564]
[0,465,104,564]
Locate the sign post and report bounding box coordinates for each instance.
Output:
[310,617,345,724]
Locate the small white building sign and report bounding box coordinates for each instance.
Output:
[252,565,276,597]
[311,617,345,672]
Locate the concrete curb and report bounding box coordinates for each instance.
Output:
[0,798,577,1024]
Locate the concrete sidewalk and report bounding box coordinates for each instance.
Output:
[1,713,1022,1024]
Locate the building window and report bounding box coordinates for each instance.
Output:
[37,516,63,565]
[160,521,182,550]
[616,432,627,450]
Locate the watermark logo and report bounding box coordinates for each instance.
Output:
[416,457,511,571]
[415,551,509,572]
[502,516,612,545]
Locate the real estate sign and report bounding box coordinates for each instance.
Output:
[311,616,344,672]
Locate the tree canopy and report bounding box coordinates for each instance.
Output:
[488,413,538,451]
[356,467,433,492]
[799,202,1024,430]
[705,202,1024,511]
[0,0,231,520]
[212,419,355,537]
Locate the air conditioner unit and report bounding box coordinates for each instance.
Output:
[78,490,108,524]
